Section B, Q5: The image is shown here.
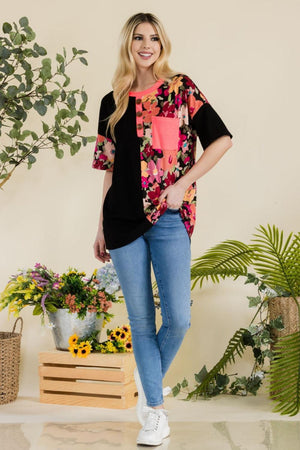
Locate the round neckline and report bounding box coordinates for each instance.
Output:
[129,79,164,97]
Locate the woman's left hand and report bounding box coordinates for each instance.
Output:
[158,183,186,209]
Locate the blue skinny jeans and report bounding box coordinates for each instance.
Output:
[109,209,191,407]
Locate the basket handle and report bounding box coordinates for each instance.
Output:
[12,317,23,334]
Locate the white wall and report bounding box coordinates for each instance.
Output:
[1,0,299,397]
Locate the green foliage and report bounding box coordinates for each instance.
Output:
[0,17,95,188]
[173,275,287,403]
[172,377,188,397]
[270,331,300,416]
[251,225,300,298]
[174,368,263,398]
[0,265,122,325]
[176,225,300,415]
[190,225,300,297]
[186,328,248,399]
[191,240,254,289]
[230,375,263,396]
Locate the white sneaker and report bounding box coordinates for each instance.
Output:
[134,368,172,426]
[137,407,170,446]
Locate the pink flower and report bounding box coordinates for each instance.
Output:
[161,102,176,117]
[141,176,149,189]
[147,160,164,184]
[148,185,161,206]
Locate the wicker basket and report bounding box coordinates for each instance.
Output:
[269,296,300,342]
[0,317,23,405]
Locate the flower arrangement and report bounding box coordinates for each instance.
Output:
[68,324,133,358]
[0,263,121,324]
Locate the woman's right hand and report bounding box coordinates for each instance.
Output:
[93,229,111,263]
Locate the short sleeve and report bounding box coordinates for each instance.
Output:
[184,76,233,150]
[192,103,233,150]
[92,95,115,172]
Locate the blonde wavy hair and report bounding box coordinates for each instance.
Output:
[108,13,176,140]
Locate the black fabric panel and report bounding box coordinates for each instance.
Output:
[99,95,152,250]
[97,91,114,139]
[192,103,232,150]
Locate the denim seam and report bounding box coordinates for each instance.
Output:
[149,249,171,358]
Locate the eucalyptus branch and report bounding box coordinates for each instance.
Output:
[0,16,94,188]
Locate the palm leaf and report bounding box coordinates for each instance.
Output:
[285,232,300,296]
[269,331,300,416]
[190,240,254,289]
[251,225,300,297]
[187,328,248,399]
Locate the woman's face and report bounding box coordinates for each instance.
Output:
[131,22,161,71]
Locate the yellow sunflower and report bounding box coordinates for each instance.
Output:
[69,345,79,358]
[109,331,117,341]
[78,341,92,352]
[125,341,133,352]
[118,330,129,342]
[77,345,91,358]
[114,327,123,339]
[68,334,78,346]
[122,324,131,333]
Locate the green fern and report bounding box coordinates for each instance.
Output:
[187,328,248,399]
[251,225,300,297]
[269,331,300,416]
[190,225,300,297]
[191,240,254,289]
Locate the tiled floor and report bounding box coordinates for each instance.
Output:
[1,394,300,449]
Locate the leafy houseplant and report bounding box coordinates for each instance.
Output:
[173,273,284,397]
[0,17,95,188]
[175,225,300,416]
[0,263,122,350]
[0,263,121,324]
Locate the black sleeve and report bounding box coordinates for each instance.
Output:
[97,92,114,139]
[191,102,233,150]
[92,92,115,171]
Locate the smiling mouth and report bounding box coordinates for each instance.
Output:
[138,52,153,58]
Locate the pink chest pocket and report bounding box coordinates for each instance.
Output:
[152,116,180,151]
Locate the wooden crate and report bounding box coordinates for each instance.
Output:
[39,351,137,409]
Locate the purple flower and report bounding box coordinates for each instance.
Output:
[41,293,48,314]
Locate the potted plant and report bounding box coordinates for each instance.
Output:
[177,225,300,416]
[0,16,95,188]
[0,263,122,350]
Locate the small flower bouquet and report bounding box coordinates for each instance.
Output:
[0,264,62,319]
[68,324,133,358]
[0,263,121,324]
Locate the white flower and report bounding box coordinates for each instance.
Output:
[96,263,120,294]
[252,371,264,380]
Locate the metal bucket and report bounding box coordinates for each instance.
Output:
[48,309,103,351]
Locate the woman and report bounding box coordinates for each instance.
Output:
[93,12,232,446]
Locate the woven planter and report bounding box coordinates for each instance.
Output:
[0,317,23,405]
[269,296,300,343]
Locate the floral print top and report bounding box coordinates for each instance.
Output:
[93,75,232,249]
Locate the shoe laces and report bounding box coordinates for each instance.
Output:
[143,408,164,432]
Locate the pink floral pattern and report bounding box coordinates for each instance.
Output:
[138,75,208,237]
[93,75,209,238]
